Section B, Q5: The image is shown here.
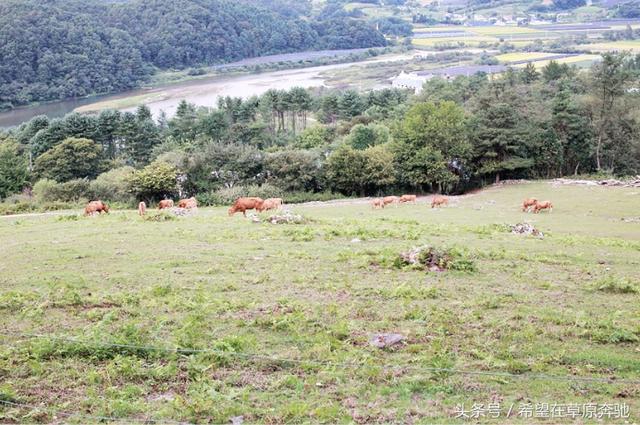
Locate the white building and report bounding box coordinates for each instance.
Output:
[390,71,428,93]
[391,65,507,94]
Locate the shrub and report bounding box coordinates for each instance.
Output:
[396,245,476,272]
[90,166,135,204]
[0,138,30,200]
[33,178,90,202]
[0,199,39,215]
[345,123,389,149]
[283,191,345,204]
[128,161,178,203]
[294,126,334,149]
[264,150,323,192]
[34,137,104,182]
[197,183,283,206]
[594,276,639,294]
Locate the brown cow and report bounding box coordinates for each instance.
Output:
[522,198,537,212]
[400,194,417,204]
[259,198,281,212]
[84,200,109,216]
[382,196,399,207]
[431,195,448,208]
[533,200,553,213]
[229,197,264,216]
[178,197,198,209]
[371,198,385,209]
[138,201,146,216]
[158,199,174,210]
[268,198,283,208]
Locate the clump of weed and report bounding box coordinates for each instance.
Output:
[283,227,315,242]
[589,328,639,344]
[29,324,159,361]
[593,276,639,294]
[143,212,176,222]
[396,245,476,272]
[56,214,80,221]
[470,223,511,235]
[0,291,40,311]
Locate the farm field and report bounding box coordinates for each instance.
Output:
[513,54,602,69]
[494,52,561,63]
[581,40,640,52]
[412,36,497,47]
[1,182,639,423]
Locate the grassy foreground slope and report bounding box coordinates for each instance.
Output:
[1,182,639,423]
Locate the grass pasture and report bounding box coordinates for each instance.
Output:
[1,182,639,423]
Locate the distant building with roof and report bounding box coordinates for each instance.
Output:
[391,65,507,93]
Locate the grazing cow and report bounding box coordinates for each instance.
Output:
[534,200,553,213]
[522,198,537,212]
[229,197,264,216]
[84,200,109,216]
[400,194,417,204]
[431,195,448,208]
[259,198,281,212]
[371,198,385,209]
[178,197,198,209]
[138,201,146,216]
[382,196,399,207]
[158,199,174,210]
[269,198,283,208]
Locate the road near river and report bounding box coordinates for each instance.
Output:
[0,50,425,128]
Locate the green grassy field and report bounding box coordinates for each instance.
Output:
[1,182,639,423]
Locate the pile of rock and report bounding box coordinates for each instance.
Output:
[510,223,543,238]
[267,209,307,224]
[622,217,640,223]
[553,177,640,188]
[399,245,452,272]
[369,333,405,349]
[170,207,191,217]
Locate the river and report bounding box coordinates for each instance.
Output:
[0,51,421,128]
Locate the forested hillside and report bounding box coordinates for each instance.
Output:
[1,53,639,213]
[0,0,386,109]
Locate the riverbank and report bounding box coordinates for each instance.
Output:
[0,47,405,128]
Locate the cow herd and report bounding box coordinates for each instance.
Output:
[83,194,553,217]
[228,197,283,216]
[522,198,553,213]
[371,194,449,209]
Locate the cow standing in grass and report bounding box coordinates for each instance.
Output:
[259,198,281,212]
[400,194,417,204]
[371,198,385,209]
[534,200,553,213]
[431,195,448,208]
[522,198,537,212]
[229,197,264,216]
[84,200,109,216]
[158,199,174,210]
[138,202,146,216]
[383,196,399,207]
[178,197,198,209]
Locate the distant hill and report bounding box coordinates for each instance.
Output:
[0,0,387,109]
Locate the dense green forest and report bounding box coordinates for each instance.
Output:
[1,53,639,213]
[0,0,386,109]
